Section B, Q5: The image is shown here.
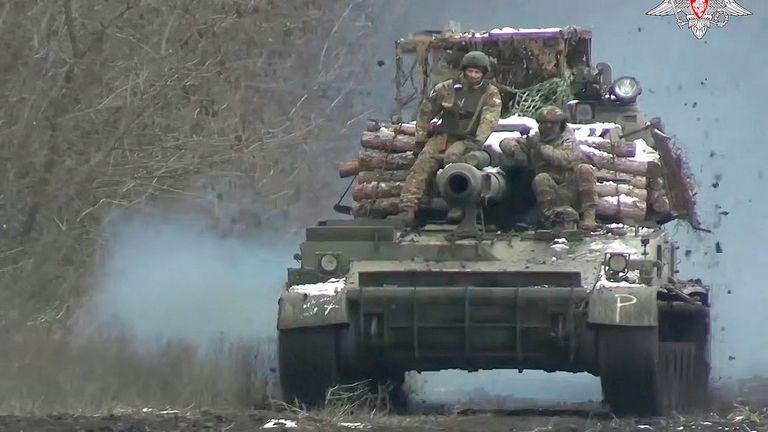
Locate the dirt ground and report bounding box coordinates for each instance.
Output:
[1,406,765,432]
[3,389,767,432]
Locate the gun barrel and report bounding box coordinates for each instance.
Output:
[481,169,506,201]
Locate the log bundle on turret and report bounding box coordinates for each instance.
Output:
[339,120,674,222]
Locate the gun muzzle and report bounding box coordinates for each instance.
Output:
[436,163,482,207]
[436,163,507,207]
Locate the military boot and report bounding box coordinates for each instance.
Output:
[550,206,580,232]
[579,206,598,232]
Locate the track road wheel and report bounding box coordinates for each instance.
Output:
[598,326,665,417]
[278,326,340,408]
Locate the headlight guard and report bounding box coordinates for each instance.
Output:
[604,252,630,278]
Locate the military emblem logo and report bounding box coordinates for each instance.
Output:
[646,0,752,39]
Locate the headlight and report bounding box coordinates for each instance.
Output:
[605,253,629,274]
[319,254,339,273]
[610,76,642,103]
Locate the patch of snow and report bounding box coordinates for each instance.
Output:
[553,238,568,244]
[551,244,569,252]
[339,423,370,429]
[484,131,522,153]
[498,115,538,130]
[630,138,660,162]
[594,269,644,290]
[289,278,345,296]
[600,194,642,207]
[489,27,563,34]
[637,425,654,430]
[570,122,621,139]
[263,419,298,429]
[482,166,504,174]
[603,239,634,253]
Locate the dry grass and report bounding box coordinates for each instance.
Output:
[0,321,277,414]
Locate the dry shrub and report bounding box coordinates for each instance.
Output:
[1,0,396,317]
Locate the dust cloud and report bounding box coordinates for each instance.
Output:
[79,209,299,347]
[366,0,768,405]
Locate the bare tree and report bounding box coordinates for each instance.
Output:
[0,0,397,323]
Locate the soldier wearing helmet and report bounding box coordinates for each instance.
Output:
[500,105,598,231]
[396,51,502,225]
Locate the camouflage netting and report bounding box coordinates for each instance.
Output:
[393,26,591,120]
[507,77,573,117]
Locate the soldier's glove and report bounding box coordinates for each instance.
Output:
[499,139,528,167]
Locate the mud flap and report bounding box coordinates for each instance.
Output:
[587,286,658,326]
[277,291,349,330]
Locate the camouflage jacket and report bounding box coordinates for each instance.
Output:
[415,76,502,146]
[515,128,582,182]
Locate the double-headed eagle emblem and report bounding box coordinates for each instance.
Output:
[647,0,752,39]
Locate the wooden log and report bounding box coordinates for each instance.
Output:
[352,182,403,201]
[578,140,636,157]
[359,149,416,171]
[353,198,400,217]
[595,169,647,189]
[357,170,410,184]
[596,182,647,201]
[352,197,447,218]
[500,137,637,159]
[338,160,359,178]
[366,120,417,135]
[597,196,647,221]
[361,130,415,152]
[581,151,662,177]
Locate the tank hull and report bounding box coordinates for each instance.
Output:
[345,286,596,374]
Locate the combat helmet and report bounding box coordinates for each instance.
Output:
[536,105,568,131]
[460,51,491,74]
[536,105,567,123]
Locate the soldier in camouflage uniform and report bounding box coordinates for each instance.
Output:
[396,51,502,225]
[500,106,598,231]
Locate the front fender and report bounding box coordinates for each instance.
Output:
[587,286,658,326]
[277,290,350,330]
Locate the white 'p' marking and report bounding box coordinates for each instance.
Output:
[615,294,638,322]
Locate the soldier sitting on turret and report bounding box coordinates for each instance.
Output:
[500,106,598,231]
[395,51,503,226]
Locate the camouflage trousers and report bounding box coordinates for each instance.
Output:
[399,135,471,211]
[531,164,598,215]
